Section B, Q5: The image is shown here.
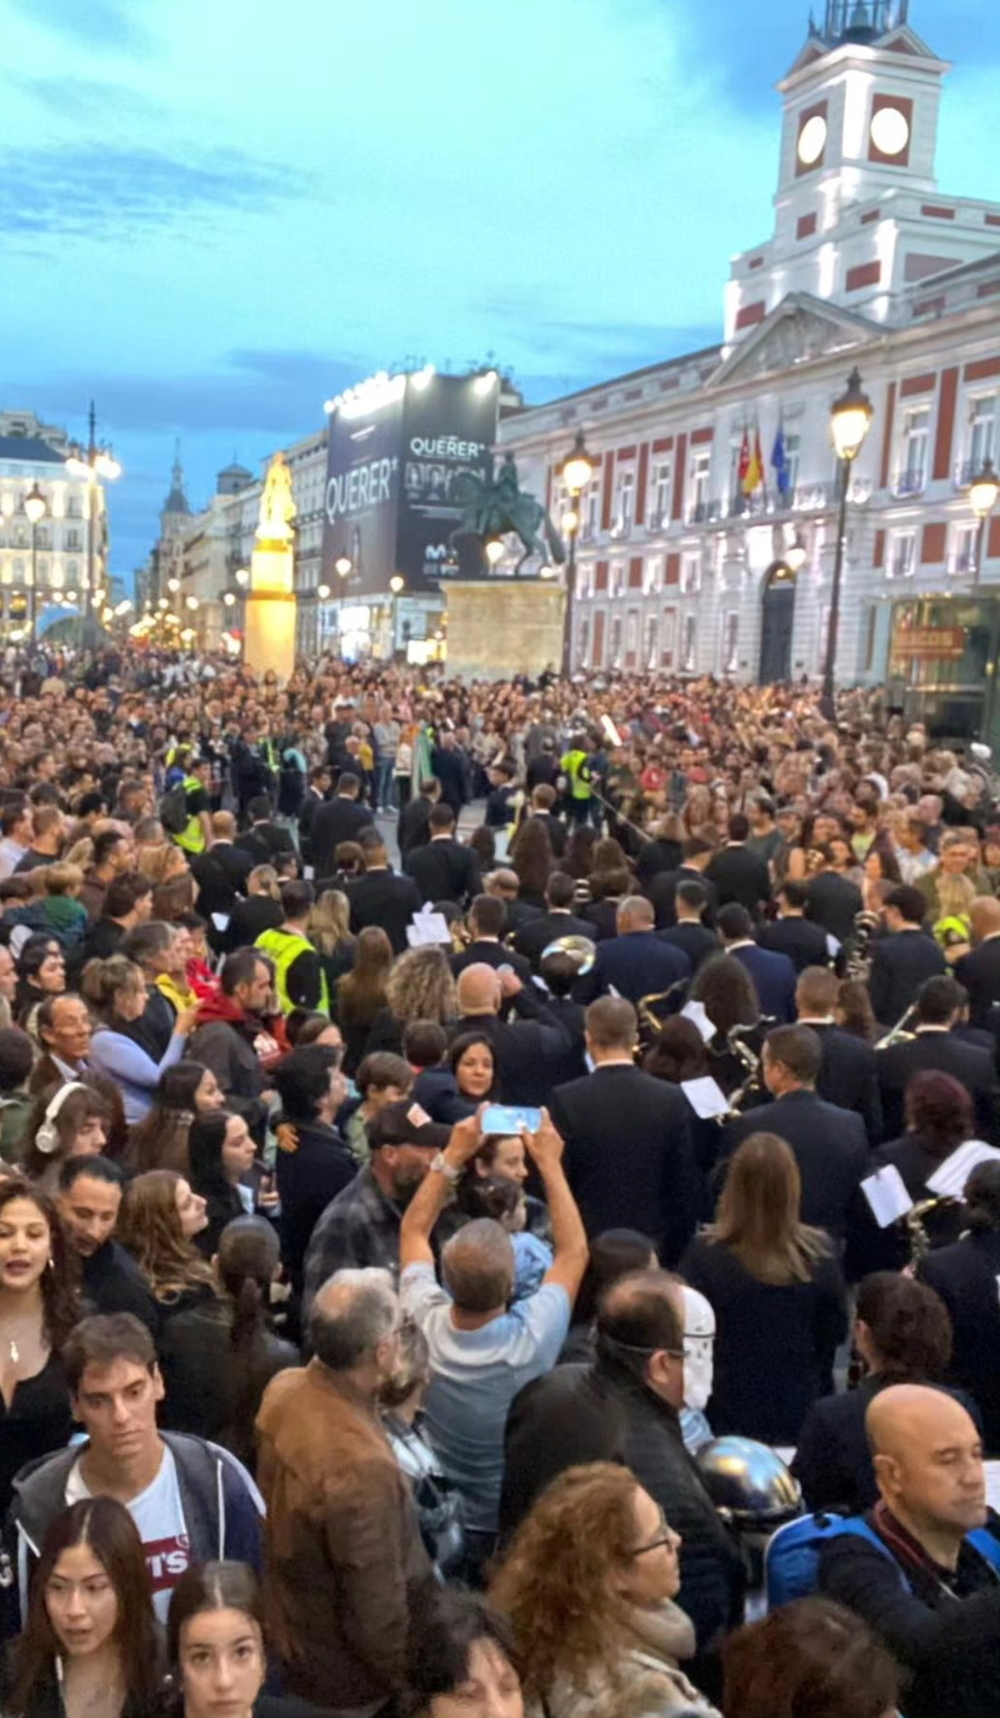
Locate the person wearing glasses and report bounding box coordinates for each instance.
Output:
[492,1460,721,1717]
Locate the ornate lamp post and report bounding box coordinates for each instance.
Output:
[968,457,999,587]
[558,430,594,676]
[64,403,121,623]
[821,368,874,720]
[389,573,404,655]
[23,482,47,636]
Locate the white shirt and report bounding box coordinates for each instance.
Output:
[67,1445,189,1621]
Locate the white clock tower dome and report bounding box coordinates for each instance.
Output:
[726,3,1000,339]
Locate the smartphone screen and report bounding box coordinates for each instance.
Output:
[481,1103,542,1136]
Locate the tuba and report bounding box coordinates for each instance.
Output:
[875,1004,918,1050]
[906,1195,960,1267]
[637,978,689,1048]
[539,933,597,976]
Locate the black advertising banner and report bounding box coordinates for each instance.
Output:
[321,379,406,596]
[396,374,499,588]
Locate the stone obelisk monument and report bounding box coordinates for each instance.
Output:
[245,452,297,682]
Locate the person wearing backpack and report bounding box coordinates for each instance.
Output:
[817,1383,1000,1718]
[162,749,212,856]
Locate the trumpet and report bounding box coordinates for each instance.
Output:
[906,1195,960,1266]
[844,909,880,983]
[875,1004,918,1050]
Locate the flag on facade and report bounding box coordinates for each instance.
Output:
[738,428,751,494]
[771,420,791,498]
[743,426,763,495]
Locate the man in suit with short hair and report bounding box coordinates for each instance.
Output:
[404,803,481,907]
[876,975,1000,1145]
[705,814,770,918]
[758,880,832,975]
[804,843,864,948]
[512,871,594,973]
[308,773,375,879]
[718,903,796,1023]
[796,965,882,1144]
[648,837,718,930]
[660,881,718,975]
[720,1024,869,1242]
[954,895,1000,1038]
[346,828,422,956]
[551,997,698,1266]
[451,895,532,985]
[575,895,690,1009]
[867,883,946,1030]
[397,777,441,860]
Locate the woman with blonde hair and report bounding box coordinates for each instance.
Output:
[364,945,458,1059]
[492,1462,720,1718]
[307,887,356,990]
[680,1132,846,1443]
[117,1167,216,1319]
[334,925,394,1074]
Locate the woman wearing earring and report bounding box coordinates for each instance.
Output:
[164,1561,267,1718]
[0,1176,80,1516]
[1,1495,161,1718]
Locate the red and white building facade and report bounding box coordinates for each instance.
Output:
[498,2,1000,692]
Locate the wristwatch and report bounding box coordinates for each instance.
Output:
[430,1151,462,1184]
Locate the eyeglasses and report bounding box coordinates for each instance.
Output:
[631,1518,680,1559]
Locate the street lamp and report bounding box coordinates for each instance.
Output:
[23,482,47,636]
[317,583,331,600]
[335,555,352,580]
[64,403,121,622]
[167,577,180,593]
[389,573,405,655]
[185,595,199,611]
[968,456,999,586]
[558,430,595,676]
[484,537,505,566]
[234,567,250,588]
[222,591,236,607]
[821,367,874,719]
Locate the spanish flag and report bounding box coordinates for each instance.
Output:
[743,427,763,495]
[738,429,751,493]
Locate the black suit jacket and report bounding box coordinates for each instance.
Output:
[551,1064,698,1266]
[451,940,533,986]
[955,937,1000,1035]
[307,796,375,876]
[431,747,468,814]
[730,943,796,1023]
[345,868,422,956]
[405,838,481,907]
[920,1230,1000,1455]
[451,987,572,1108]
[397,794,435,859]
[575,930,690,1008]
[513,909,595,971]
[706,845,770,916]
[720,1088,869,1240]
[803,1021,883,1144]
[661,921,719,975]
[867,929,946,1028]
[649,866,718,930]
[758,916,831,976]
[804,871,863,946]
[298,787,329,864]
[876,1029,1000,1145]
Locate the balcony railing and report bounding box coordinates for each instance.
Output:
[891,469,927,498]
[948,551,979,576]
[954,456,994,490]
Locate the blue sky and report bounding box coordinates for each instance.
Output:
[2,0,998,580]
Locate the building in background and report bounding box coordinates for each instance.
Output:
[499,1,1000,736]
[0,410,114,640]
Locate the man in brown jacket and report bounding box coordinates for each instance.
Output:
[256,1268,435,1716]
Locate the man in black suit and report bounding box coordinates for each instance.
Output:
[305,773,374,879]
[720,1024,869,1242]
[234,795,297,868]
[397,777,441,860]
[451,894,532,985]
[512,870,593,972]
[705,814,770,918]
[345,828,422,956]
[648,837,718,930]
[867,883,945,1029]
[876,976,1000,1145]
[404,803,481,907]
[430,732,468,818]
[758,880,832,975]
[718,904,796,1023]
[804,844,864,948]
[188,811,252,940]
[954,895,1000,1037]
[661,881,718,974]
[483,868,542,940]
[452,963,573,1108]
[551,997,697,1266]
[298,765,332,867]
[796,965,882,1144]
[519,783,567,860]
[575,895,690,1009]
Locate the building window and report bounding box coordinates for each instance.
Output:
[887,530,916,579]
[577,618,589,665]
[608,615,623,665]
[896,407,930,495]
[689,452,712,522]
[721,611,739,673]
[964,394,997,482]
[67,560,79,579]
[643,556,661,594]
[577,564,592,600]
[66,496,82,518]
[818,604,831,670]
[681,614,697,673]
[950,522,979,576]
[65,530,82,551]
[613,470,635,536]
[863,605,877,673]
[650,462,672,527]
[644,613,658,665]
[680,550,701,595]
[13,558,24,579]
[610,563,626,598]
[583,487,600,540]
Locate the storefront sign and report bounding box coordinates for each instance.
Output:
[891,626,966,659]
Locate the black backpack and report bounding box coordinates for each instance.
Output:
[159,780,190,835]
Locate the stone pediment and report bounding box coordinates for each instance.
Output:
[710,294,879,387]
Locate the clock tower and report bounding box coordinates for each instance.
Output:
[726,3,1000,339]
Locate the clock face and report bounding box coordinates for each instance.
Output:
[870,105,910,157]
[797,113,827,167]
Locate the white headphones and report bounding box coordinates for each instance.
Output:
[35,1081,89,1156]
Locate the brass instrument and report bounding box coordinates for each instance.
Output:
[874,1004,918,1050]
[844,909,880,983]
[539,933,597,976]
[712,1019,770,1125]
[906,1195,960,1266]
[637,978,689,1046]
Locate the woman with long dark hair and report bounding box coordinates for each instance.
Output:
[126,1061,225,1176]
[21,1082,110,1195]
[186,1111,256,1257]
[722,1598,898,1718]
[2,1497,160,1718]
[0,1177,79,1515]
[856,1070,975,1272]
[116,1169,215,1320]
[509,817,552,910]
[14,936,66,1039]
[688,953,766,1101]
[334,925,394,1074]
[165,1561,267,1718]
[681,1132,847,1443]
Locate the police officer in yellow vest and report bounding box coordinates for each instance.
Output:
[167,749,213,856]
[255,879,329,1016]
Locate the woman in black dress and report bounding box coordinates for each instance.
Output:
[0,1176,78,1516]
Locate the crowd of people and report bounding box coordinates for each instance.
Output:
[0,643,999,1718]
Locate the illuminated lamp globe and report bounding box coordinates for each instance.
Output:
[785,538,808,573]
[830,367,874,464]
[389,574,405,595]
[235,567,250,587]
[335,555,352,579]
[222,592,236,607]
[185,595,199,611]
[561,431,594,496]
[23,484,46,525]
[484,538,505,566]
[317,583,331,599]
[167,577,180,593]
[969,457,1000,522]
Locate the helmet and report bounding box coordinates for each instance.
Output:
[696,1437,801,1529]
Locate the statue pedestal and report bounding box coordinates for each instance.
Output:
[442,580,565,680]
[244,538,296,683]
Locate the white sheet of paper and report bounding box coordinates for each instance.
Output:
[681,1076,731,1120]
[302,865,315,881]
[927,1139,1000,1199]
[406,911,451,948]
[986,1461,1000,1515]
[681,999,716,1044]
[861,1165,914,1229]
[825,933,841,958]
[210,912,230,933]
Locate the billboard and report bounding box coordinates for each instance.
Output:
[321,371,499,594]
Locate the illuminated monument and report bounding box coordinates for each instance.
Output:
[245,452,297,681]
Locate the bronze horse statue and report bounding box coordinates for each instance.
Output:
[450,453,566,574]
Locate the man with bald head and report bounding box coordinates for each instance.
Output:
[452,959,575,1106]
[955,894,1000,1036]
[820,1383,1000,1718]
[257,1267,435,1714]
[399,1107,587,1581]
[574,893,691,1007]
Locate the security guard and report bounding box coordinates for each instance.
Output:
[171,754,213,856]
[255,879,329,1015]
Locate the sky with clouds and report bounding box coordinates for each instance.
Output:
[2,0,998,581]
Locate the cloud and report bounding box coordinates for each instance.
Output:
[7,0,150,52]
[5,73,164,126]
[0,145,309,241]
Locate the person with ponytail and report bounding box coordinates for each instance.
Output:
[156,1216,297,1469]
